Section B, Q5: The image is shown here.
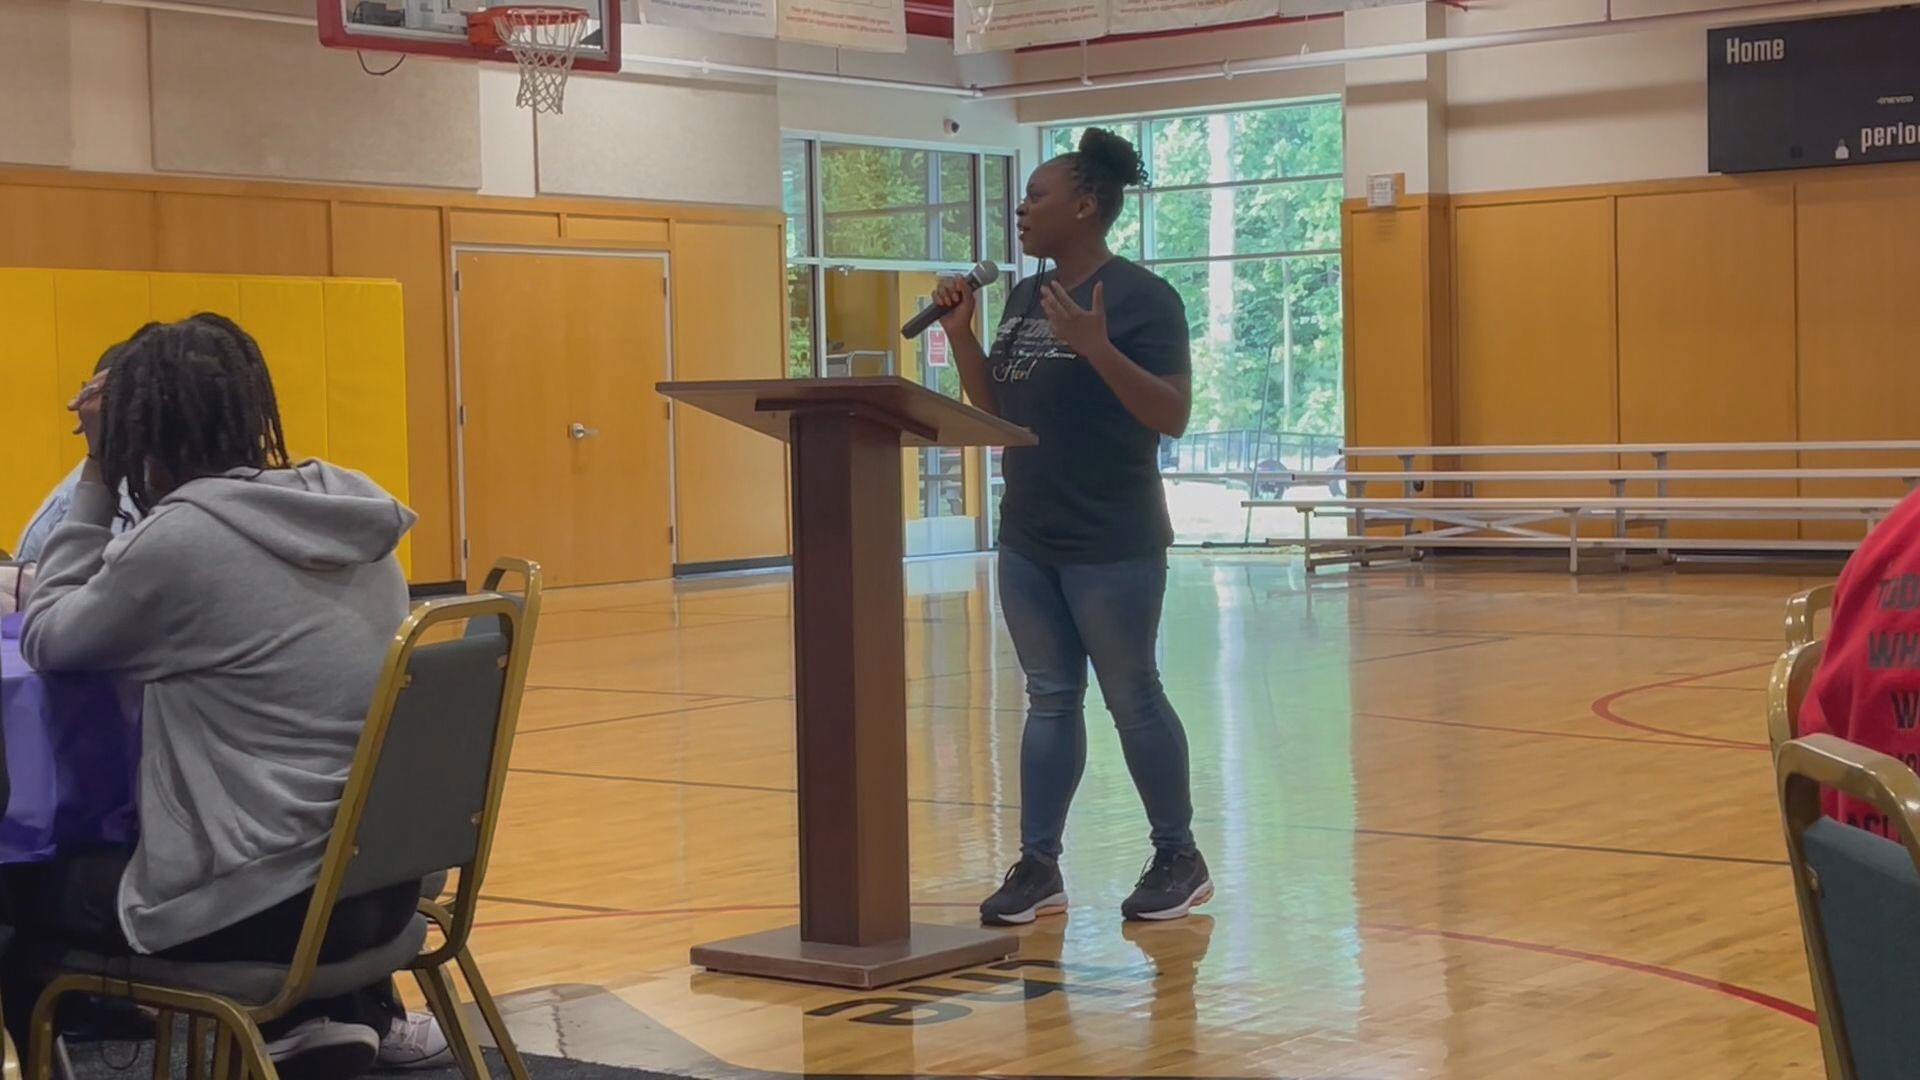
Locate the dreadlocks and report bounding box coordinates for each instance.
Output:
[97,313,292,518]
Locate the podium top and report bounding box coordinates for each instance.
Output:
[657,377,1036,449]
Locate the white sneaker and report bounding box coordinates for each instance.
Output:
[379,1011,455,1070]
[265,1018,380,1080]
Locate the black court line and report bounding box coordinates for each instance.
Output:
[512,767,1784,868]
[532,613,779,648]
[525,684,724,701]
[478,893,630,914]
[516,697,763,736]
[508,766,1018,812]
[606,603,791,620]
[1344,636,1509,665]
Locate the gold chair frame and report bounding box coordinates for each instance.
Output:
[1785,583,1835,648]
[1777,734,1920,1080]
[29,582,538,1080]
[1767,639,1825,755]
[418,556,543,1080]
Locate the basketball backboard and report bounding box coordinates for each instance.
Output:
[317,0,622,73]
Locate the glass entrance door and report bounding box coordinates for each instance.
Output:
[825,268,980,557]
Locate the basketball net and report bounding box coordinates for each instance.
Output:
[473,6,589,114]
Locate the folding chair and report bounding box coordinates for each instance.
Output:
[29,591,531,1079]
[1777,734,1920,1080]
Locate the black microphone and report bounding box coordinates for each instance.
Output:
[901,260,999,340]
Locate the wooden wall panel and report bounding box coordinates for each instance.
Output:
[564,216,671,246]
[1616,188,1798,537]
[1452,198,1617,515]
[0,186,155,270]
[670,220,790,567]
[156,193,331,276]
[1798,177,1920,539]
[1344,206,1436,456]
[449,210,562,246]
[330,202,456,581]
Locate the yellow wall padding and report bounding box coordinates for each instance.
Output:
[2,268,412,574]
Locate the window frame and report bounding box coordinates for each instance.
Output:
[1039,99,1347,548]
[781,131,1020,379]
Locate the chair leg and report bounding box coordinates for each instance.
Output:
[414,965,487,1080]
[187,1016,211,1080]
[192,1001,272,1080]
[28,983,65,1080]
[151,1010,175,1080]
[455,946,530,1080]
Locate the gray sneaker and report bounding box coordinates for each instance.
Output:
[979,857,1068,926]
[265,1018,379,1080]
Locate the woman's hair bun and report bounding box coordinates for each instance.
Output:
[1077,127,1148,188]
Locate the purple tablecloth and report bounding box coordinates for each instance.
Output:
[0,612,141,863]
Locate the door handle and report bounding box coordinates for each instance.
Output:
[569,422,599,440]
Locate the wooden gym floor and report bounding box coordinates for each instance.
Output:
[464,553,1828,1079]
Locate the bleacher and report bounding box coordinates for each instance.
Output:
[1243,441,1920,572]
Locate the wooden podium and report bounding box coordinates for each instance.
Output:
[656,377,1036,988]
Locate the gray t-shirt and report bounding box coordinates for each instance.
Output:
[988,257,1190,564]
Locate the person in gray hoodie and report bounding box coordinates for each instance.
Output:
[2,314,447,1078]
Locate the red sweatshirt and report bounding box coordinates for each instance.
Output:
[1801,490,1920,837]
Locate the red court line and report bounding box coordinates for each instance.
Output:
[1589,661,1773,750]
[475,903,1815,1024]
[1366,922,1815,1025]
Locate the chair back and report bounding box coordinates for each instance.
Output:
[466,556,543,642]
[1778,734,1920,1080]
[269,592,529,1012]
[1768,639,1825,754]
[1786,583,1836,647]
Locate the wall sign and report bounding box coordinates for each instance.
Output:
[638,0,777,37]
[1708,7,1920,173]
[953,0,1107,53]
[778,0,907,51]
[1107,0,1277,36]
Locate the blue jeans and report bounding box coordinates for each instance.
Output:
[997,547,1195,861]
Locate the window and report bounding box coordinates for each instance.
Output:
[783,135,1019,556]
[1041,101,1345,546]
[817,144,978,264]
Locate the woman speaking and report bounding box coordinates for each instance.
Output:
[933,128,1210,926]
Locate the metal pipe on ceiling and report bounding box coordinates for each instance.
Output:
[71,0,1920,102]
[976,0,1920,99]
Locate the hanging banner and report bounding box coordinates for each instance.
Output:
[953,0,1106,54]
[638,0,776,37]
[1106,0,1276,35]
[777,0,907,51]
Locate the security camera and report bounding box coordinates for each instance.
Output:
[943,118,962,137]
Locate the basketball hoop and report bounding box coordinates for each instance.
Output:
[468,5,588,114]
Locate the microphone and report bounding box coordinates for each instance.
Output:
[901,260,999,340]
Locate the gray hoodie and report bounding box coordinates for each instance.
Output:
[22,461,415,954]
